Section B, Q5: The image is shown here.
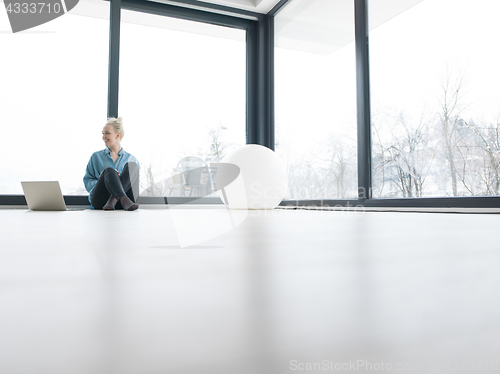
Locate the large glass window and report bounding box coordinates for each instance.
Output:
[119,10,246,197]
[274,0,358,200]
[370,0,500,198]
[0,0,109,195]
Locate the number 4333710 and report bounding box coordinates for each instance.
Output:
[5,2,63,13]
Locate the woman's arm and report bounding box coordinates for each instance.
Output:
[83,156,99,194]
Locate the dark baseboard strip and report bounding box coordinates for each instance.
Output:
[277,205,500,214]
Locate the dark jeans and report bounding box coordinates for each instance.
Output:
[91,162,140,210]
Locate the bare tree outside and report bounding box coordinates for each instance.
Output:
[370,68,500,198]
[435,68,470,196]
[461,118,500,195]
[138,124,239,197]
[206,124,229,162]
[386,112,434,197]
[140,162,167,197]
[315,135,357,199]
[277,133,357,200]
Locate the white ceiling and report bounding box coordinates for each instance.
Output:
[275,0,423,55]
[70,0,424,55]
[194,0,282,14]
[192,0,425,56]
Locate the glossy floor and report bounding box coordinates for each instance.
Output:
[1,207,499,374]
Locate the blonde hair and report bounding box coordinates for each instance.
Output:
[106,117,124,140]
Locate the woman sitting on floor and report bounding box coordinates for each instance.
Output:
[83,117,140,211]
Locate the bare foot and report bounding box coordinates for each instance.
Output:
[103,196,117,210]
[120,195,139,211]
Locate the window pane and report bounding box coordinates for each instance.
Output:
[370,0,500,197]
[274,0,358,201]
[119,11,246,198]
[0,1,109,195]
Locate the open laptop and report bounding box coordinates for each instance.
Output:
[21,181,85,211]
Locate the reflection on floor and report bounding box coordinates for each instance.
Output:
[1,207,499,374]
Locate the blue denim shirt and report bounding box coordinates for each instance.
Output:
[83,147,140,205]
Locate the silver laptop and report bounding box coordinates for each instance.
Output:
[21,181,85,211]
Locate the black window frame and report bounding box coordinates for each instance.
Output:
[272,0,500,209]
